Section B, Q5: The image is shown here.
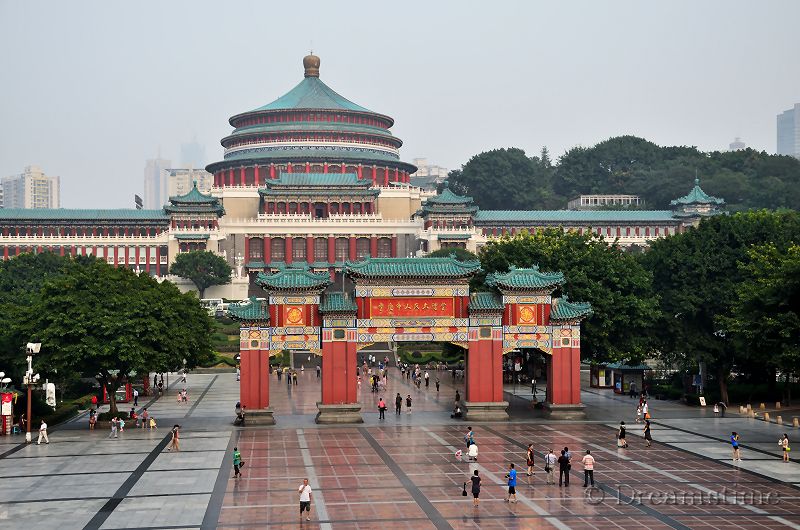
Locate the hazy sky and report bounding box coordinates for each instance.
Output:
[1,1,798,208]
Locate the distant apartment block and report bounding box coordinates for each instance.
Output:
[410,158,449,189]
[1,165,60,209]
[777,103,800,158]
[164,168,214,198]
[729,137,746,151]
[567,194,642,210]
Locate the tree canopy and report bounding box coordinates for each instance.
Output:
[479,229,660,363]
[0,254,214,414]
[447,136,800,211]
[169,250,231,298]
[639,210,800,402]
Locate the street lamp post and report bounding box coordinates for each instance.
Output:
[24,343,41,443]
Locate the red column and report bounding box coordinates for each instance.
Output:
[466,333,503,403]
[287,163,292,174]
[341,164,346,174]
[155,246,161,276]
[269,164,276,179]
[263,236,271,264]
[547,344,582,405]
[145,247,151,274]
[285,236,293,264]
[254,166,260,186]
[348,237,356,261]
[244,237,250,264]
[305,162,310,173]
[240,167,246,186]
[357,165,363,180]
[327,236,335,263]
[306,237,314,264]
[383,168,389,186]
[228,170,234,187]
[323,162,328,174]
[240,332,270,410]
[370,236,377,258]
[113,246,118,266]
[135,246,140,270]
[3,247,7,260]
[321,339,358,405]
[371,166,377,186]
[123,246,128,265]
[390,236,398,257]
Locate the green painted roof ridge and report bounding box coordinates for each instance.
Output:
[0,208,169,220]
[256,267,331,290]
[474,210,676,222]
[227,296,270,321]
[425,188,474,204]
[485,266,565,289]
[253,76,373,113]
[670,179,725,206]
[320,292,358,313]
[169,182,218,204]
[550,295,593,321]
[345,257,482,278]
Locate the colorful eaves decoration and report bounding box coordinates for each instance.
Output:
[319,292,358,313]
[227,296,270,321]
[549,296,593,323]
[255,268,331,291]
[345,257,482,279]
[485,266,565,291]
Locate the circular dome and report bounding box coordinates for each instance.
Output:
[303,53,320,77]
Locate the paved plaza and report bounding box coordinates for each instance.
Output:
[1,369,800,529]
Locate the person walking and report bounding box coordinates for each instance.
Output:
[378,397,386,420]
[731,431,741,461]
[36,420,49,445]
[233,446,243,478]
[617,421,628,448]
[504,463,518,502]
[424,371,430,388]
[780,433,790,462]
[470,470,481,506]
[109,417,118,439]
[544,449,557,485]
[316,365,321,379]
[168,424,180,452]
[464,426,475,449]
[642,400,650,420]
[526,443,535,476]
[298,478,313,522]
[582,450,595,487]
[395,393,402,415]
[644,420,653,448]
[141,408,149,429]
[558,450,570,487]
[293,371,298,386]
[277,368,282,382]
[405,394,412,414]
[455,390,461,404]
[133,388,139,407]
[435,379,440,392]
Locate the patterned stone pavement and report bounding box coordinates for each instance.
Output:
[1,368,800,530]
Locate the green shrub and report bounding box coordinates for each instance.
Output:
[97,411,129,421]
[43,404,78,426]
[215,343,240,353]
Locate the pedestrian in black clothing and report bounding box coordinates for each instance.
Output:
[558,450,570,486]
[395,393,402,415]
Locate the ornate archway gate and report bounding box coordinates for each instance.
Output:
[228,257,591,425]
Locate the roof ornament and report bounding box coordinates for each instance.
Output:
[303,53,320,78]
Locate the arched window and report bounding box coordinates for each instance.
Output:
[289,202,298,214]
[329,202,339,214]
[277,202,286,214]
[249,237,263,261]
[335,237,349,262]
[292,237,306,261]
[377,237,391,258]
[314,237,328,262]
[353,203,362,214]
[356,237,370,259]
[271,238,286,262]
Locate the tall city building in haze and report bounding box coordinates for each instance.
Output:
[410,158,449,189]
[164,167,214,197]
[777,103,800,158]
[1,165,60,208]
[181,138,205,169]
[143,156,172,208]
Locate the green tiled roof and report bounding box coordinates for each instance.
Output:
[603,362,652,371]
[220,147,404,165]
[425,188,475,204]
[256,268,331,291]
[265,173,371,188]
[174,233,210,240]
[468,292,504,312]
[253,76,372,113]
[0,208,169,221]
[670,178,725,206]
[485,266,565,291]
[227,296,270,321]
[473,210,676,223]
[345,257,481,279]
[319,292,358,313]
[229,121,395,139]
[550,296,592,322]
[169,182,218,204]
[437,234,472,240]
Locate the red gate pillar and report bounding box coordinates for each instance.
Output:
[464,327,509,421]
[545,327,585,419]
[316,328,362,423]
[239,326,275,425]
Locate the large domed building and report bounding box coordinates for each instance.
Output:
[0,54,724,300]
[206,54,417,189]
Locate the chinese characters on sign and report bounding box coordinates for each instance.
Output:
[370,297,454,317]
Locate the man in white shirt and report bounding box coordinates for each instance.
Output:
[133,388,139,406]
[37,420,49,445]
[544,449,557,484]
[298,478,313,521]
[582,450,595,487]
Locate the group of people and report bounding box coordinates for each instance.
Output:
[617,420,653,448]
[276,367,300,385]
[176,388,189,404]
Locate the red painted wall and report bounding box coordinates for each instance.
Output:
[321,340,358,405]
